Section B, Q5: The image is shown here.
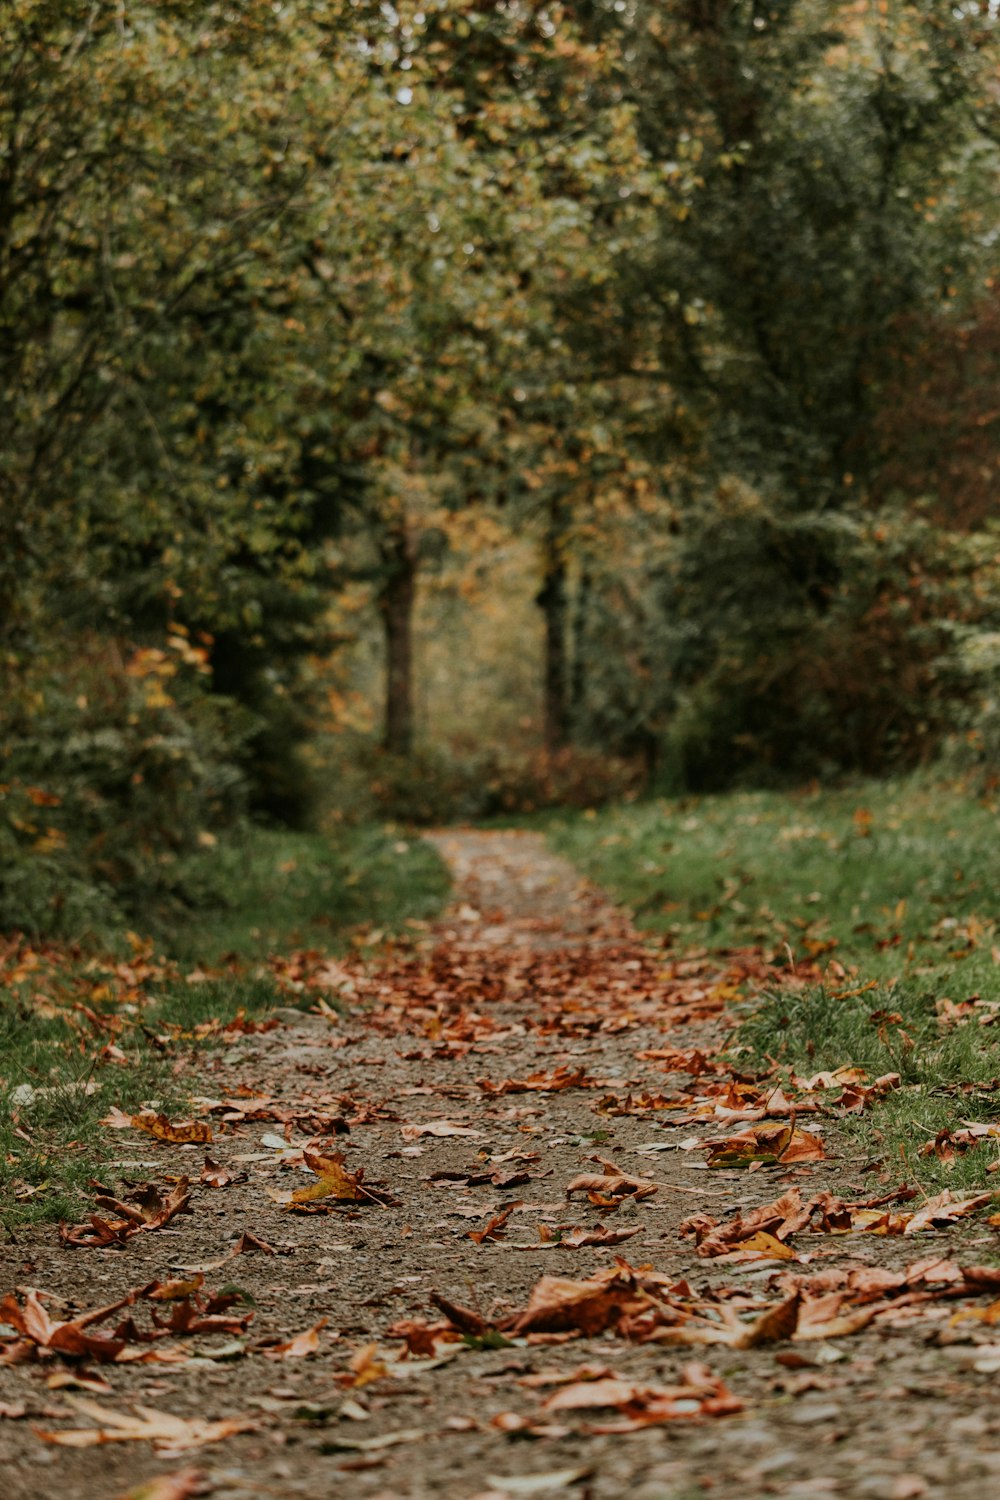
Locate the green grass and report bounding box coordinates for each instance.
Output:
[160,821,451,964]
[1,822,450,1231]
[0,976,268,1233]
[549,775,1000,1189]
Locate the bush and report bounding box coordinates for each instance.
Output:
[0,632,251,936]
[344,743,645,825]
[650,500,992,790]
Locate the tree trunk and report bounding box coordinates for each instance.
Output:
[538,511,569,754]
[569,556,592,739]
[378,523,416,756]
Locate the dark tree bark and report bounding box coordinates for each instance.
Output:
[569,555,592,737]
[538,505,569,753]
[378,521,416,756]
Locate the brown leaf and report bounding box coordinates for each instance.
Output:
[267,1151,395,1208]
[706,1123,826,1169]
[427,1292,486,1337]
[115,1470,206,1500]
[558,1225,644,1249]
[400,1120,485,1140]
[200,1156,233,1189]
[262,1318,328,1360]
[565,1158,659,1203]
[478,1066,594,1096]
[902,1190,995,1234]
[468,1202,522,1244]
[34,1396,256,1452]
[335,1343,389,1389]
[102,1111,212,1145]
[509,1269,646,1337]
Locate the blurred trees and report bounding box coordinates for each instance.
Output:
[3,0,1000,932]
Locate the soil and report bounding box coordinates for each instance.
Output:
[2,829,1000,1500]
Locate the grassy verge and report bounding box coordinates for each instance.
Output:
[549,775,1000,1188]
[160,821,451,964]
[1,823,449,1231]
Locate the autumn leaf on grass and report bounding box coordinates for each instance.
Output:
[901,1189,995,1234]
[478,1066,594,1096]
[102,1108,212,1145]
[262,1318,328,1360]
[565,1157,658,1208]
[468,1202,523,1245]
[266,1150,395,1209]
[34,1395,256,1453]
[706,1122,826,1169]
[681,1188,815,1258]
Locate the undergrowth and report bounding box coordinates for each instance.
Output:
[0,823,450,1231]
[551,775,1000,1189]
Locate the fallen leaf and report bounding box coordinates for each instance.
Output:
[102,1110,212,1145]
[469,1202,523,1244]
[34,1396,256,1452]
[485,1468,594,1494]
[400,1121,485,1140]
[115,1470,206,1500]
[262,1319,328,1359]
[266,1151,395,1208]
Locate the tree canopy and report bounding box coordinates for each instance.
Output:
[3,0,1000,927]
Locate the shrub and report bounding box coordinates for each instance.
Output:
[360,744,645,825]
[0,633,251,936]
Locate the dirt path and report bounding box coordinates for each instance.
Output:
[3,831,1000,1499]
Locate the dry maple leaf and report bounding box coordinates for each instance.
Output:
[262,1318,328,1360]
[468,1201,522,1245]
[101,1109,212,1145]
[61,1180,192,1249]
[509,1268,648,1337]
[428,1292,487,1337]
[266,1149,394,1208]
[565,1157,658,1206]
[541,1368,742,1429]
[115,1470,205,1500]
[399,1120,485,1140]
[558,1225,644,1249]
[35,1396,257,1453]
[706,1123,826,1168]
[901,1189,995,1234]
[200,1156,233,1188]
[335,1342,389,1389]
[647,1290,803,1351]
[478,1066,594,1096]
[0,1287,142,1364]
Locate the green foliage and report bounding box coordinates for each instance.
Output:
[0,635,251,937]
[163,822,451,964]
[552,773,1000,1186]
[549,774,1000,979]
[0,820,449,1228]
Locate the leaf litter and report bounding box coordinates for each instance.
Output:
[5,829,1000,1497]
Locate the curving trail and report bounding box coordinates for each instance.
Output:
[2,831,999,1499]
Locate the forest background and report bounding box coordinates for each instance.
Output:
[4,0,1000,942]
